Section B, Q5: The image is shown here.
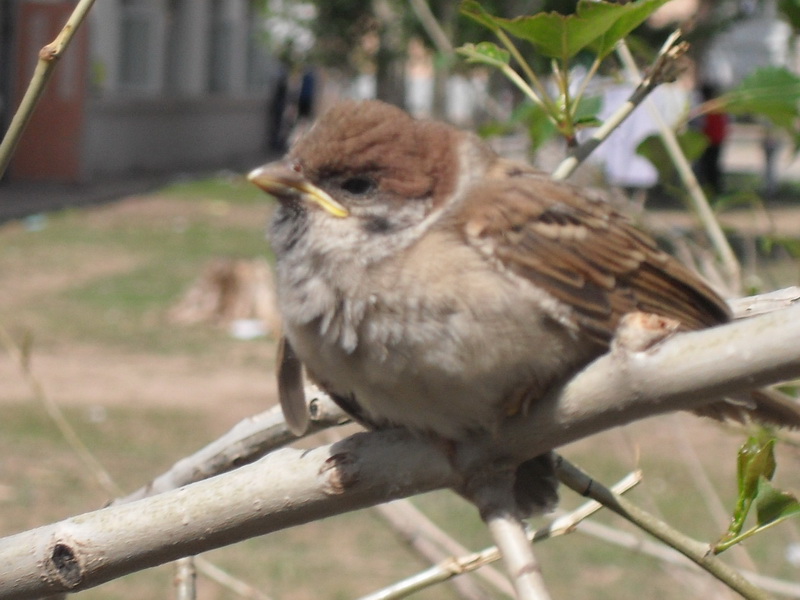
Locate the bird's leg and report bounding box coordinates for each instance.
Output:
[459,457,553,600]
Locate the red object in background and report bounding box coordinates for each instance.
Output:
[11,1,89,182]
[703,112,728,146]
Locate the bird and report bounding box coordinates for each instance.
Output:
[249,100,800,510]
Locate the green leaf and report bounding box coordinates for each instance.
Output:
[714,477,800,553]
[635,130,707,182]
[572,94,602,124]
[491,2,622,60]
[759,235,800,258]
[460,0,502,32]
[720,67,800,130]
[730,436,776,535]
[520,102,558,152]
[713,435,782,552]
[478,102,558,153]
[756,477,800,527]
[779,0,800,31]
[457,42,510,67]
[737,436,776,497]
[462,0,672,61]
[587,0,673,59]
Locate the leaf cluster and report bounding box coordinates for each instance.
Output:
[714,433,800,553]
[458,0,672,144]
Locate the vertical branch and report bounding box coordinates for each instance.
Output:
[484,512,551,600]
[175,557,197,600]
[614,40,742,293]
[465,467,553,600]
[0,0,97,177]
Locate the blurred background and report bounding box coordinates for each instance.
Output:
[1,1,799,599]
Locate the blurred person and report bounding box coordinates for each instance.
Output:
[696,83,729,195]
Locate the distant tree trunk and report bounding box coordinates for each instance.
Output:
[373,0,406,108]
[430,0,457,119]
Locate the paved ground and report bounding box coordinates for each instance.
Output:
[0,175,175,223]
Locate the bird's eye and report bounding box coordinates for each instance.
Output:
[341,176,375,195]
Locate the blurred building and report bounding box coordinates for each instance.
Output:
[0,0,275,183]
[701,0,795,87]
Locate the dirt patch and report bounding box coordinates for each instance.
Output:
[82,194,274,231]
[0,251,143,313]
[0,193,279,421]
[0,342,277,419]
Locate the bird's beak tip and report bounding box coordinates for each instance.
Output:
[246,165,349,219]
[246,165,274,188]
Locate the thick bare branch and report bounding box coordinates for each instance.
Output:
[729,287,800,319]
[113,391,347,505]
[0,432,459,600]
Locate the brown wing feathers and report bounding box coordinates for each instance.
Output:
[463,176,731,346]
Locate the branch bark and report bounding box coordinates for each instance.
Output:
[2,303,800,599]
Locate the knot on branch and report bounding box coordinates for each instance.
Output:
[48,541,84,588]
[39,43,61,62]
[643,40,690,88]
[612,311,680,353]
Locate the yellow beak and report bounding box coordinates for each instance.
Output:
[247,164,349,218]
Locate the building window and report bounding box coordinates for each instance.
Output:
[246,0,271,92]
[119,0,158,92]
[208,0,234,93]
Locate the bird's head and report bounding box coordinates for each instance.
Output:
[249,100,493,250]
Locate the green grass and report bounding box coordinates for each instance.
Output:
[1,178,272,353]
[159,174,268,205]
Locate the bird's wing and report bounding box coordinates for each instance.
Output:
[459,172,731,347]
[277,335,310,436]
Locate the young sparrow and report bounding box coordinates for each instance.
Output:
[249,100,800,450]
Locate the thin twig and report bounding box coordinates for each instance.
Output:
[570,56,602,117]
[670,414,760,573]
[373,501,495,600]
[358,470,638,600]
[376,499,512,595]
[112,388,348,506]
[0,326,121,496]
[409,0,508,121]
[614,40,742,293]
[0,0,97,177]
[551,30,687,181]
[494,29,554,114]
[407,0,452,54]
[194,557,275,600]
[174,557,197,600]
[463,465,553,600]
[556,457,773,600]
[572,518,800,598]
[729,287,800,319]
